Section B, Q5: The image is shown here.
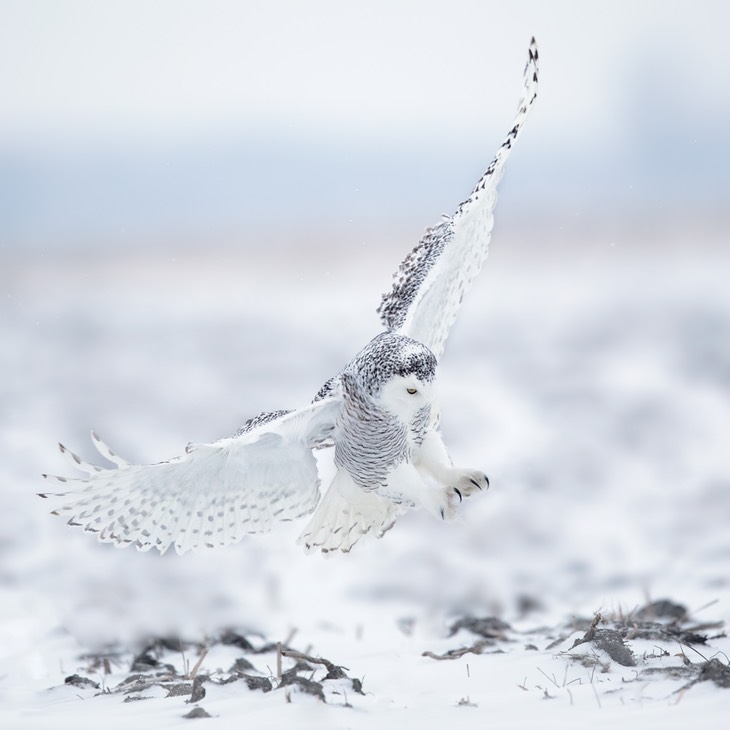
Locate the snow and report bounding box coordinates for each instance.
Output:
[1,233,729,728]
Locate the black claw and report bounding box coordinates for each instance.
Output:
[440,507,445,520]
[454,487,463,502]
[470,478,482,491]
[484,474,490,488]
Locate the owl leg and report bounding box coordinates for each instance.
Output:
[414,430,490,500]
[382,462,461,521]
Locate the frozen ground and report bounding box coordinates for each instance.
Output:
[1,229,729,728]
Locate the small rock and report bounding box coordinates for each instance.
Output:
[397,617,415,636]
[187,675,207,703]
[166,683,193,697]
[219,630,254,651]
[130,650,158,671]
[183,706,211,719]
[229,657,255,674]
[350,677,365,695]
[516,595,543,617]
[64,674,100,690]
[636,600,688,622]
[592,629,636,667]
[155,636,189,652]
[449,616,511,639]
[287,660,315,674]
[320,661,348,681]
[696,658,730,689]
[279,674,325,702]
[641,666,696,681]
[240,674,273,693]
[570,625,636,667]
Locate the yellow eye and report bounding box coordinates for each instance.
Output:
[406,387,417,395]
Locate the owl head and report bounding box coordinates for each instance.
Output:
[346,331,437,416]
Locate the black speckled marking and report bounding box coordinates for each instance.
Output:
[377,220,453,332]
[313,376,340,402]
[344,331,437,396]
[378,37,538,337]
[233,409,292,437]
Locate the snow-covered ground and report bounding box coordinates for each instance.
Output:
[1,229,729,727]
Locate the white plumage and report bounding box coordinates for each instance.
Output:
[40,39,539,554]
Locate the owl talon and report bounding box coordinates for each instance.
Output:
[445,469,489,497]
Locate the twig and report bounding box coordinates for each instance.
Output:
[691,598,719,616]
[537,667,559,688]
[422,639,492,661]
[187,646,208,679]
[279,648,349,676]
[680,641,708,662]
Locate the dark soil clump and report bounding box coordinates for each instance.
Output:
[695,658,730,689]
[183,706,211,719]
[449,616,511,639]
[65,674,100,689]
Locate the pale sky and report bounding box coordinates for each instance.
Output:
[1,0,727,145]
[1,0,728,245]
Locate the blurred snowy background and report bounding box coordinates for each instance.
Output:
[1,0,729,719]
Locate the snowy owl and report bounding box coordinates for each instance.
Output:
[40,39,539,554]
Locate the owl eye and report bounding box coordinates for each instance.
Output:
[406,387,417,395]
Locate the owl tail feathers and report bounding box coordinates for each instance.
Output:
[297,469,400,554]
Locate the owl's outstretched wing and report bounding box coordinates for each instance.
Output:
[39,398,340,554]
[378,38,538,360]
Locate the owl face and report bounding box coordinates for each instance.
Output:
[377,373,434,419]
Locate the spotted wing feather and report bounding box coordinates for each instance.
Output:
[378,38,538,359]
[40,399,340,554]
